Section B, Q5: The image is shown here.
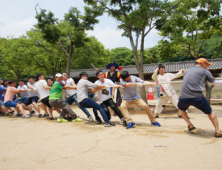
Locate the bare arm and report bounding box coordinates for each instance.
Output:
[19,89,28,92]
[151,68,159,81]
[124,82,138,87]
[43,85,51,90]
[27,84,34,89]
[63,85,77,89]
[71,81,77,89]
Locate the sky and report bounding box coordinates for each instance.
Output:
[0,0,162,49]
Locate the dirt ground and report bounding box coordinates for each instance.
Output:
[0,105,222,170]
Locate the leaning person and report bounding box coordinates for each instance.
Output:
[62,72,94,122]
[119,71,161,129]
[178,58,222,138]
[4,80,29,118]
[152,64,184,118]
[77,72,115,127]
[92,70,127,126]
[49,73,83,123]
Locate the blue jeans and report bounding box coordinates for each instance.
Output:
[66,93,91,117]
[79,98,109,123]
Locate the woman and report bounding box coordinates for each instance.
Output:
[152,64,184,118]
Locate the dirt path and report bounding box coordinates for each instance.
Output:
[0,105,222,170]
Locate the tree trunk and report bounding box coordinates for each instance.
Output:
[138,66,148,104]
[67,42,73,78]
[205,82,214,104]
[127,28,147,104]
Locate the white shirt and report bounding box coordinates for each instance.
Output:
[35,80,50,100]
[95,78,114,104]
[63,78,76,97]
[77,79,97,103]
[17,85,29,98]
[27,82,39,98]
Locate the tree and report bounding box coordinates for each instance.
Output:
[158,0,222,60]
[35,5,103,77]
[84,0,173,103]
[109,47,135,66]
[71,36,109,69]
[0,37,39,80]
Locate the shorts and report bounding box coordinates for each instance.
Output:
[178,97,212,114]
[41,96,52,108]
[23,96,39,106]
[4,101,18,108]
[0,100,4,107]
[15,97,29,103]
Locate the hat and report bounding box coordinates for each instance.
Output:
[196,58,212,66]
[106,63,123,71]
[106,63,119,69]
[55,73,63,78]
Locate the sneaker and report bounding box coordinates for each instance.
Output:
[96,120,102,124]
[126,122,136,129]
[48,117,54,120]
[38,114,43,118]
[104,122,116,127]
[72,118,83,122]
[151,121,161,127]
[43,113,49,117]
[22,115,30,118]
[121,118,127,127]
[88,115,94,122]
[29,110,35,117]
[12,112,18,117]
[57,118,68,123]
[16,113,23,117]
[0,112,5,116]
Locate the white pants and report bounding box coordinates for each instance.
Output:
[155,93,179,115]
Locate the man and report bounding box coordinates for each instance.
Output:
[119,71,161,129]
[22,76,42,118]
[62,72,94,122]
[92,70,127,126]
[178,58,222,138]
[104,63,123,113]
[4,80,29,118]
[0,84,8,116]
[46,77,54,87]
[15,79,29,104]
[152,64,184,118]
[49,73,83,123]
[35,73,54,119]
[77,72,115,127]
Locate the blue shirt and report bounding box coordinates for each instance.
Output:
[0,85,5,95]
[0,85,5,102]
[120,75,144,102]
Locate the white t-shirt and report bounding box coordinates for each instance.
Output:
[63,78,76,97]
[27,82,39,98]
[95,78,114,104]
[17,85,29,98]
[35,80,50,100]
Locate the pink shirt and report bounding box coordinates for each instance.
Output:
[4,86,19,102]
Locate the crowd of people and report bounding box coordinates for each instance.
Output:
[0,58,222,137]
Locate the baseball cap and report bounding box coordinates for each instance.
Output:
[196,58,212,66]
[55,73,63,78]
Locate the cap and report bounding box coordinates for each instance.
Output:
[196,58,212,66]
[55,73,63,78]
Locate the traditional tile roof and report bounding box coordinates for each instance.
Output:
[70,58,222,78]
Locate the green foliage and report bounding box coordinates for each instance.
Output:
[159,0,222,59]
[109,47,135,66]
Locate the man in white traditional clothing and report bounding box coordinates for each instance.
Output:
[152,64,185,118]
